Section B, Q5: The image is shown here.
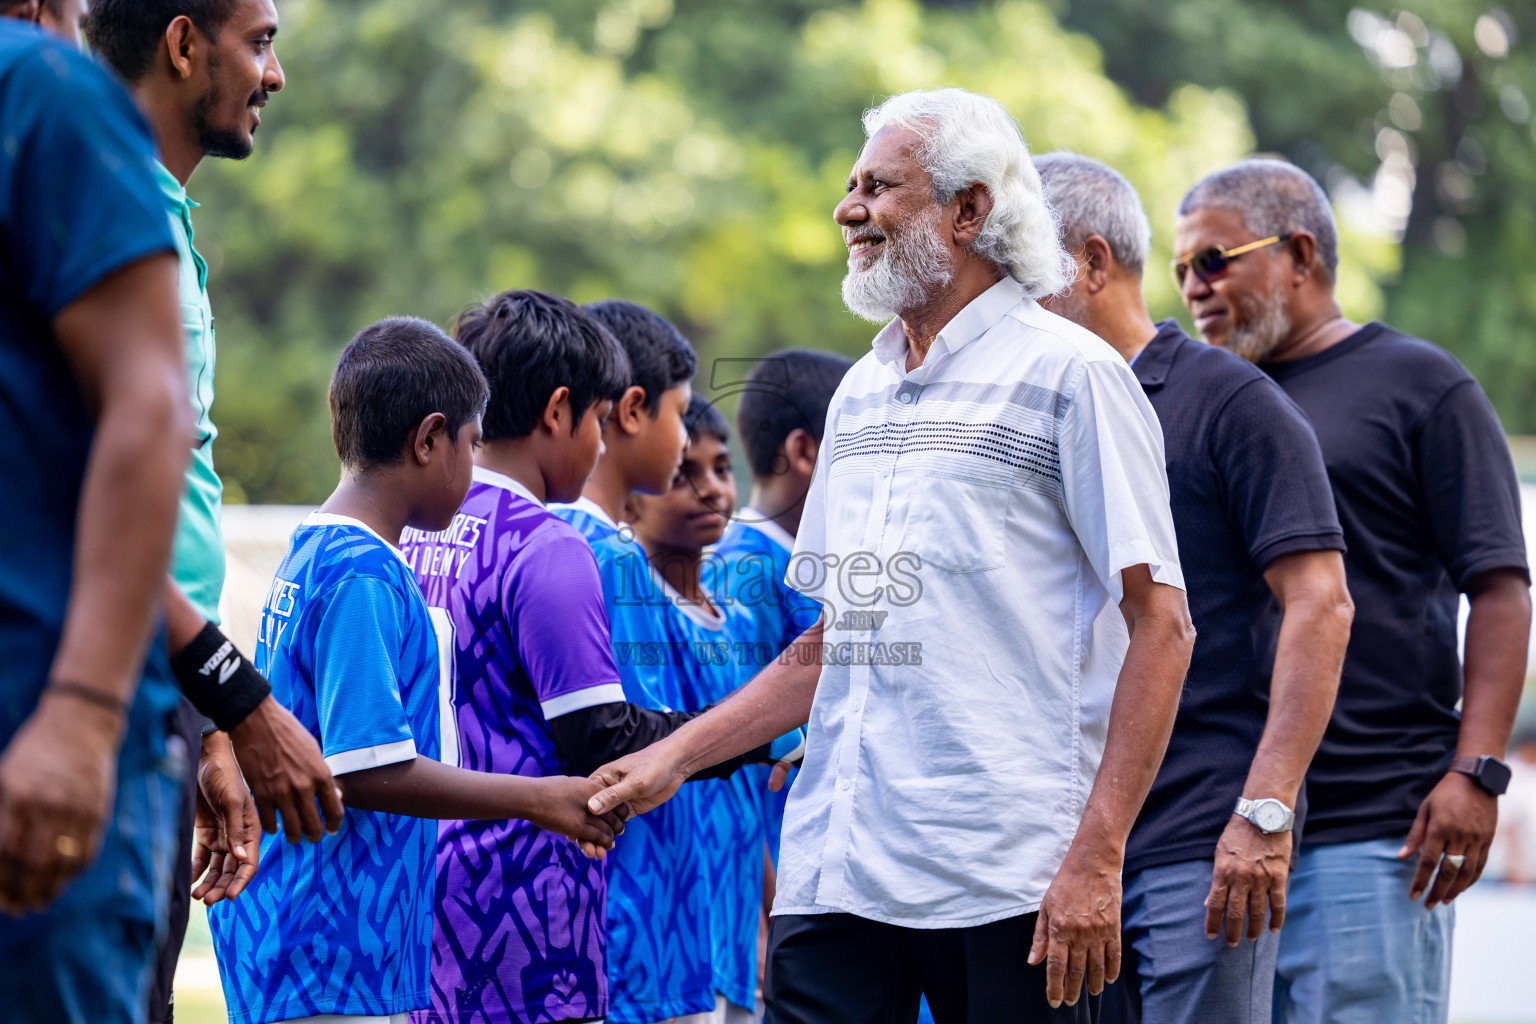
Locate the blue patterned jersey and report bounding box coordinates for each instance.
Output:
[681,553,777,1012]
[209,513,441,1024]
[712,515,821,871]
[551,497,620,547]
[590,534,715,1023]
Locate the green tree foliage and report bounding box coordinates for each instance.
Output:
[198,0,1370,502]
[1060,0,1536,432]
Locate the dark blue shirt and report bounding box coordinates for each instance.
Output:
[1125,321,1344,874]
[1261,323,1528,845]
[0,23,179,759]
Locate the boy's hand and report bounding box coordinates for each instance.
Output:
[530,776,628,859]
[192,731,260,905]
[228,696,344,842]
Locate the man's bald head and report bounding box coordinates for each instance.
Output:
[1178,159,1338,281]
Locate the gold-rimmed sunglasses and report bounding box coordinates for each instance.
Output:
[1171,233,1292,287]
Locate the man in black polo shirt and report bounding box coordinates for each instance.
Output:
[1176,158,1531,1024]
[1038,153,1354,1024]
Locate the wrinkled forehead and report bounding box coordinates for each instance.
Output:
[850,126,929,183]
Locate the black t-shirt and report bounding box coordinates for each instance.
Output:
[1261,323,1529,845]
[1125,321,1344,875]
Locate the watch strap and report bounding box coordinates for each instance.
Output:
[1449,755,1480,775]
[1449,754,1512,796]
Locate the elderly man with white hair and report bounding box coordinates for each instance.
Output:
[586,88,1195,1022]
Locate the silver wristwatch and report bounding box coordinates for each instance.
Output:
[1234,797,1295,835]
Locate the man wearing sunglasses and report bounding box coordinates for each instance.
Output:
[1036,152,1351,1024]
[1176,159,1531,1024]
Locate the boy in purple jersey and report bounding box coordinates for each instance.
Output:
[552,300,695,542]
[405,291,774,1024]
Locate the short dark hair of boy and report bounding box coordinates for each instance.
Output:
[685,394,729,445]
[329,316,489,470]
[452,290,631,442]
[582,300,697,414]
[735,349,853,479]
[85,0,241,81]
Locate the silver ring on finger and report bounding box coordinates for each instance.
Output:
[1443,853,1466,870]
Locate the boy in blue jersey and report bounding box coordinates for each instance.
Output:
[209,318,623,1024]
[552,300,694,542]
[714,350,852,872]
[609,397,794,1024]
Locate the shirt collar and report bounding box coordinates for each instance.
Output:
[152,160,198,211]
[560,494,620,532]
[301,511,413,570]
[871,277,1024,377]
[1132,319,1190,390]
[472,465,543,507]
[734,508,795,553]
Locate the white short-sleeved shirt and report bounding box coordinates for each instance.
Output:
[776,277,1183,928]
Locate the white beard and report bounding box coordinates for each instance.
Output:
[1227,287,1293,363]
[841,205,955,324]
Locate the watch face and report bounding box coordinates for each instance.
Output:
[1255,801,1288,832]
[1481,758,1513,796]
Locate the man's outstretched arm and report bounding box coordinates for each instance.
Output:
[1029,565,1194,1009]
[586,623,825,818]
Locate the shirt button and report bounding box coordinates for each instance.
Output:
[839,778,853,792]
[898,391,914,404]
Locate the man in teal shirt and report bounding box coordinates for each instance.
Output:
[158,158,225,622]
[86,3,343,1020]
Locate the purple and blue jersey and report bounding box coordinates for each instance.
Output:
[209,513,441,1024]
[403,467,626,1024]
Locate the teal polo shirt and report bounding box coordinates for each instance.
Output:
[156,160,225,623]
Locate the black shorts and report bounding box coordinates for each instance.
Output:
[765,911,1100,1024]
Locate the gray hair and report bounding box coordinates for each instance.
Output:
[1034,152,1152,274]
[1178,159,1339,280]
[862,88,1075,299]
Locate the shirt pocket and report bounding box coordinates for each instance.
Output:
[825,463,879,557]
[898,472,1012,573]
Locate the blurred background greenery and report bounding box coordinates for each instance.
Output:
[187,0,1535,504]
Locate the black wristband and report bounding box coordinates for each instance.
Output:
[170,622,271,731]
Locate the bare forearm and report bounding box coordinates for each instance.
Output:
[1245,595,1350,804]
[1459,573,1531,758]
[1072,591,1193,861]
[339,757,553,820]
[669,625,823,779]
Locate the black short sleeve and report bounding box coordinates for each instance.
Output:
[1209,377,1346,570]
[1415,379,1529,589]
